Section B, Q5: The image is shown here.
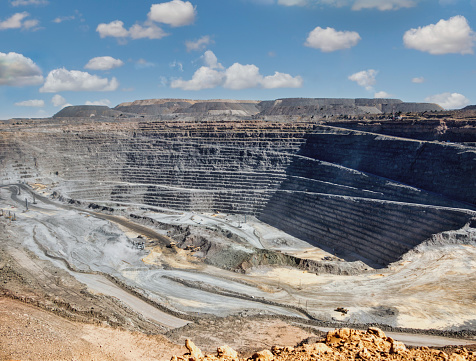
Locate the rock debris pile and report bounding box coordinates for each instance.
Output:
[171,328,476,361]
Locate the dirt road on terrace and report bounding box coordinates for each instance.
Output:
[8,183,172,246]
[1,182,476,358]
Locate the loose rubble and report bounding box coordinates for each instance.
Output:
[171,328,476,361]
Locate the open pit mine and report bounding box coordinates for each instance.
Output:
[1,97,476,359]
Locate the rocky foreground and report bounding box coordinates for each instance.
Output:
[172,328,476,361]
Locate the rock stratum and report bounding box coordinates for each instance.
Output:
[3,98,475,268]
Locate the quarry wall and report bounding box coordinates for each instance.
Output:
[1,115,475,266]
[299,126,476,206]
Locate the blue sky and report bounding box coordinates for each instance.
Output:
[1,0,476,118]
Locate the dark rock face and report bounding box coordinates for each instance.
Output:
[298,127,476,206]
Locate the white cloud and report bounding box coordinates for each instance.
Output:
[40,68,119,93]
[374,91,392,98]
[412,76,425,83]
[171,51,302,91]
[85,99,111,106]
[305,26,361,52]
[10,0,48,6]
[0,12,38,30]
[185,35,213,52]
[261,72,303,88]
[403,15,475,55]
[224,63,262,90]
[171,66,224,90]
[148,0,196,27]
[202,50,223,69]
[85,56,124,71]
[129,24,167,39]
[97,20,167,40]
[278,0,308,5]
[97,20,128,38]
[348,69,378,90]
[352,0,416,10]
[425,92,470,109]
[0,52,43,86]
[51,94,67,107]
[14,99,44,107]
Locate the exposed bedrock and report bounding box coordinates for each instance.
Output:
[1,117,475,267]
[325,119,476,143]
[258,192,473,266]
[299,126,476,206]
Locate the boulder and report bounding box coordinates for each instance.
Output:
[390,339,407,354]
[251,350,273,361]
[185,339,203,360]
[367,327,386,339]
[217,345,238,360]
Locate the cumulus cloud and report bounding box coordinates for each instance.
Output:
[202,50,223,69]
[10,0,48,6]
[185,35,213,52]
[171,51,302,91]
[352,0,416,10]
[40,68,119,93]
[403,16,475,55]
[148,0,196,27]
[305,26,361,52]
[14,99,44,107]
[51,94,68,107]
[85,99,111,106]
[348,69,378,90]
[0,12,39,30]
[97,20,128,38]
[129,23,167,39]
[97,20,167,40]
[171,67,224,90]
[261,72,303,89]
[85,56,124,71]
[425,92,470,109]
[412,76,425,83]
[374,91,392,98]
[0,52,43,86]
[224,63,262,90]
